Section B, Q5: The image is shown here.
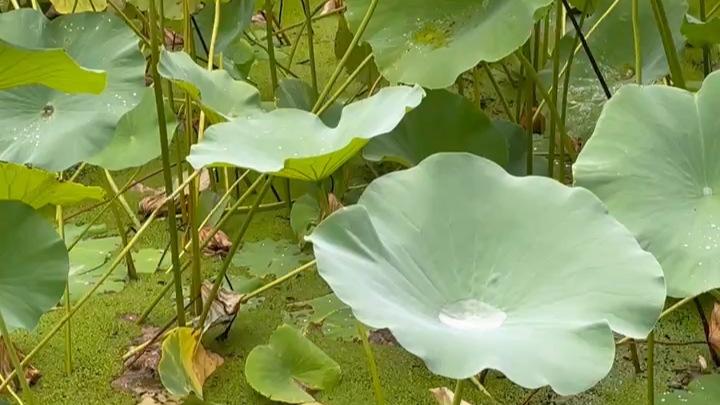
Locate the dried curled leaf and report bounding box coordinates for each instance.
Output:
[133,169,210,218]
[199,226,231,257]
[0,339,41,393]
[710,301,720,354]
[321,0,345,15]
[193,281,243,333]
[430,387,473,405]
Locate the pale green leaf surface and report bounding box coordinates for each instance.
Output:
[574,71,720,298]
[308,152,666,395]
[67,235,123,303]
[231,239,312,278]
[276,79,342,128]
[187,85,425,180]
[290,193,320,241]
[159,327,203,398]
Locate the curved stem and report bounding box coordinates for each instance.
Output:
[632,0,642,84]
[368,74,383,97]
[313,0,379,113]
[107,0,151,47]
[649,0,685,88]
[451,379,465,405]
[316,53,374,116]
[357,321,385,405]
[0,312,33,405]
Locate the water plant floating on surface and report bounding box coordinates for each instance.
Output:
[309,152,666,395]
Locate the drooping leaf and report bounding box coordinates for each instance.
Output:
[346,0,554,88]
[290,193,321,242]
[158,49,262,121]
[0,161,105,209]
[159,327,224,399]
[90,87,178,171]
[682,15,720,46]
[187,85,425,180]
[363,89,510,168]
[0,39,106,93]
[308,152,665,395]
[193,0,255,59]
[50,0,108,14]
[660,374,720,404]
[574,71,720,298]
[231,239,312,278]
[245,324,341,403]
[275,79,342,127]
[0,9,146,171]
[0,200,69,332]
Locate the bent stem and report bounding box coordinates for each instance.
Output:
[649,0,685,88]
[357,321,385,405]
[452,379,465,405]
[0,311,33,405]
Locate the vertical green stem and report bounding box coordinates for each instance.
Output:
[284,179,292,216]
[265,0,280,92]
[452,379,466,405]
[56,205,72,375]
[629,340,642,374]
[548,0,563,178]
[632,0,642,84]
[357,322,385,405]
[647,330,655,405]
[301,0,318,97]
[148,0,186,326]
[0,311,33,405]
[541,11,550,68]
[188,182,203,315]
[524,41,534,175]
[699,0,712,77]
[649,0,685,88]
[481,63,514,121]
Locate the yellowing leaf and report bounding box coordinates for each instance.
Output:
[50,0,108,14]
[158,327,223,399]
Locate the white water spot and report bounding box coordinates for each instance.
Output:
[438,299,506,330]
[703,186,713,197]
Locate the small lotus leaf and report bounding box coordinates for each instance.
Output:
[0,161,105,209]
[67,235,123,303]
[90,87,178,170]
[364,89,509,168]
[0,200,69,332]
[285,293,361,342]
[63,223,108,247]
[0,39,106,93]
[346,0,554,88]
[128,0,201,20]
[50,0,108,14]
[132,248,171,274]
[231,239,312,278]
[157,49,262,121]
[575,71,720,298]
[187,85,425,180]
[308,152,666,395]
[660,374,720,404]
[0,9,145,171]
[682,15,720,46]
[159,327,223,399]
[245,324,341,403]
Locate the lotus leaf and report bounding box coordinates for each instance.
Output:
[187,85,425,180]
[159,327,223,399]
[193,0,254,59]
[285,293,362,342]
[575,71,720,298]
[290,193,321,241]
[128,0,201,20]
[67,235,123,303]
[660,374,720,404]
[0,9,145,171]
[157,49,262,121]
[363,89,510,168]
[50,0,108,14]
[345,0,554,88]
[90,87,178,170]
[682,15,720,46]
[308,152,666,395]
[0,161,104,209]
[231,239,312,278]
[0,39,106,93]
[0,200,69,332]
[245,324,341,403]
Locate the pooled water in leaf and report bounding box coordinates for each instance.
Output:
[438,298,506,330]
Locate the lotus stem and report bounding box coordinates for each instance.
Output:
[356,321,385,405]
[710,1,720,18]
[632,0,642,84]
[265,0,280,91]
[300,0,319,96]
[316,53,374,116]
[647,330,655,405]
[481,63,514,122]
[541,11,550,68]
[313,0,379,113]
[244,34,299,78]
[67,162,87,183]
[197,176,274,328]
[451,379,465,405]
[629,340,642,374]
[368,74,384,97]
[275,3,340,35]
[547,0,563,178]
[106,0,151,47]
[104,170,142,229]
[699,0,712,77]
[244,259,316,301]
[0,370,23,405]
[524,41,534,175]
[56,205,72,376]
[9,0,19,9]
[0,311,33,405]
[649,0,685,88]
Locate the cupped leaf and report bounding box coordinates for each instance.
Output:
[159,327,223,399]
[187,85,425,180]
[0,9,145,171]
[245,324,341,403]
[682,15,720,46]
[363,89,510,168]
[574,71,720,298]
[346,0,554,88]
[158,49,262,121]
[0,39,106,93]
[50,0,108,14]
[660,374,720,404]
[0,161,104,209]
[0,200,69,332]
[90,87,178,170]
[308,152,666,395]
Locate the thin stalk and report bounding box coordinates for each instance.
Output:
[472,67,482,107]
[699,0,712,77]
[175,105,189,223]
[629,340,642,374]
[524,41,534,175]
[514,52,578,162]
[647,331,654,405]
[694,298,720,366]
[274,2,336,35]
[649,0,685,88]
[101,175,138,281]
[451,379,465,405]
[104,170,142,229]
[710,1,720,18]
[284,179,292,216]
[265,0,280,92]
[470,376,504,404]
[9,0,19,9]
[67,162,87,183]
[188,183,202,315]
[301,0,318,97]
[56,205,72,375]
[357,321,385,405]
[107,0,151,47]
[0,371,23,405]
[456,75,465,97]
[244,33,300,78]
[368,74,384,97]
[149,0,187,326]
[197,177,274,328]
[632,0,642,84]
[316,53,374,116]
[313,0,379,112]
[0,312,33,405]
[548,0,563,178]
[244,259,315,301]
[29,0,38,9]
[481,63,514,121]
[541,11,550,68]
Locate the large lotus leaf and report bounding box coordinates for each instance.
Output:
[574,71,720,298]
[0,39,106,93]
[90,87,178,170]
[245,324,341,403]
[193,0,254,59]
[0,9,145,171]
[546,0,686,141]
[363,89,509,168]
[346,0,554,88]
[50,0,108,14]
[682,15,720,46]
[158,49,262,121]
[307,152,666,395]
[0,161,105,209]
[0,200,69,332]
[660,374,720,404]
[187,85,425,180]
